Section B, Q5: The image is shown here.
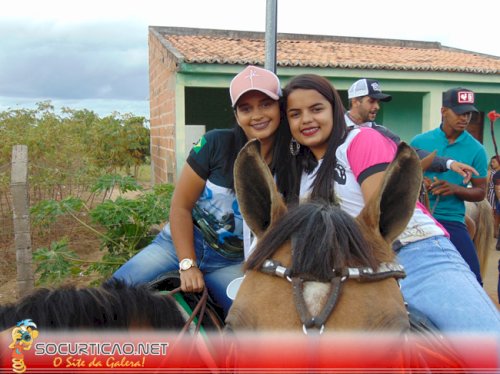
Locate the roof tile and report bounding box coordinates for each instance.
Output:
[160,33,500,74]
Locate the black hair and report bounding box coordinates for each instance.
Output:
[0,280,186,330]
[221,123,249,191]
[275,74,348,204]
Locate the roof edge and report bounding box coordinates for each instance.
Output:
[148,25,444,50]
[149,26,185,63]
[440,45,500,59]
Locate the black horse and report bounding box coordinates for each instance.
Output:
[0,279,187,330]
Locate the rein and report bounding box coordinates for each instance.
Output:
[166,287,224,337]
[260,259,406,334]
[163,287,223,369]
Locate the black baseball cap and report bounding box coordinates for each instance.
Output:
[348,78,392,102]
[442,88,478,114]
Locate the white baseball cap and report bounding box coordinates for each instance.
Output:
[348,78,392,102]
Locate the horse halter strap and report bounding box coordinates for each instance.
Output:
[292,276,343,335]
[260,259,406,334]
[339,262,406,282]
[261,259,293,280]
[260,259,406,282]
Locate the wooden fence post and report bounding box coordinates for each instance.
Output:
[10,145,34,297]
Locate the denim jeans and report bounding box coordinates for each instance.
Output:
[438,220,482,286]
[397,235,500,334]
[112,223,244,315]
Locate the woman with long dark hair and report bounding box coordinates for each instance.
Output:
[277,73,500,333]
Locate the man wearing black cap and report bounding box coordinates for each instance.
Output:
[345,79,478,180]
[411,87,488,285]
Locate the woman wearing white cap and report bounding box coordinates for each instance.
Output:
[112,65,283,316]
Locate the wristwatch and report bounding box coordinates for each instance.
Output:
[179,258,197,271]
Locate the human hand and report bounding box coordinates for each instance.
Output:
[179,267,205,293]
[449,161,478,184]
[429,177,458,196]
[423,176,432,191]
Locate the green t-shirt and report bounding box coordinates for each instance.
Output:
[411,126,488,223]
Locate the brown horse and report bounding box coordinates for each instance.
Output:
[226,140,422,333]
[465,199,494,279]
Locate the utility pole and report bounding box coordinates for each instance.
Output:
[264,0,278,73]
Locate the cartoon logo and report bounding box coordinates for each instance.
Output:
[334,163,347,185]
[9,319,39,374]
[370,82,382,93]
[457,91,474,104]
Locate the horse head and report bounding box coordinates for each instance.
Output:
[226,139,422,333]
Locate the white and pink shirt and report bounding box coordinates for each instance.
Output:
[300,127,448,246]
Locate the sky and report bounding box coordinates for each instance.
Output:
[1,0,499,119]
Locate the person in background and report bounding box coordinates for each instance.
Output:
[112,65,284,316]
[411,88,488,286]
[345,78,477,183]
[487,155,500,239]
[276,73,500,333]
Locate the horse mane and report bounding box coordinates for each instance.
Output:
[0,280,185,330]
[245,200,378,281]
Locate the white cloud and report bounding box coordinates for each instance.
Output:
[0,0,498,116]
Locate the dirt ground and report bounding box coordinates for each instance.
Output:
[483,243,500,308]
[0,188,146,305]
[0,218,103,305]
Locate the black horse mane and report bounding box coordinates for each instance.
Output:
[245,201,379,281]
[0,279,185,330]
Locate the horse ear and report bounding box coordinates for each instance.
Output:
[234,139,287,238]
[358,142,422,243]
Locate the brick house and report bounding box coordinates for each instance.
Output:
[148,26,500,184]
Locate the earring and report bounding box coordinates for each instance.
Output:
[289,138,301,156]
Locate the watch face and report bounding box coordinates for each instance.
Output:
[180,258,193,271]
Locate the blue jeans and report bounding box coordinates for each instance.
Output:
[438,219,482,286]
[112,223,244,316]
[397,236,500,334]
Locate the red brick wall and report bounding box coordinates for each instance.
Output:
[148,31,177,184]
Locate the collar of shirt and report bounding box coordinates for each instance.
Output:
[345,112,373,128]
[438,123,467,144]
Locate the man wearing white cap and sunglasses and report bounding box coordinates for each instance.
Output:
[345,78,478,182]
[411,87,488,286]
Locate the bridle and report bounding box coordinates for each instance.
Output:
[260,259,406,334]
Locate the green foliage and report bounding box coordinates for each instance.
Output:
[30,175,175,285]
[90,185,173,257]
[91,174,143,199]
[33,238,82,285]
[84,252,130,286]
[2,102,159,287]
[31,197,85,229]
[0,102,151,200]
